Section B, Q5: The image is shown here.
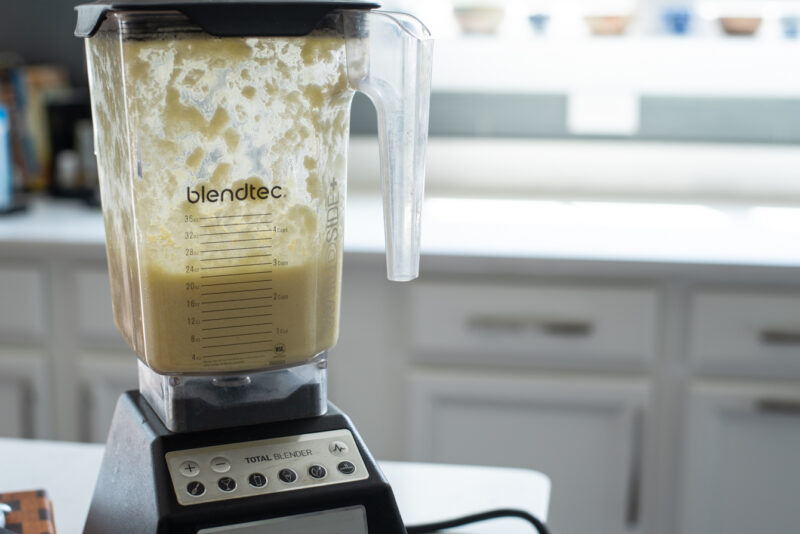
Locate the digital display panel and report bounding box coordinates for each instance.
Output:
[197,506,368,534]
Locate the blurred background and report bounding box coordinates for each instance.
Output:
[1,1,800,534]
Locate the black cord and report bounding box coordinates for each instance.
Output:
[406,508,550,534]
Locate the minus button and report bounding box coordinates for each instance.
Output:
[210,457,232,473]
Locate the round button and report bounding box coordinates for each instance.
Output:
[186,481,206,497]
[248,473,268,488]
[337,461,356,475]
[210,457,232,474]
[308,464,327,479]
[217,477,236,492]
[329,441,349,456]
[278,468,297,484]
[179,460,201,477]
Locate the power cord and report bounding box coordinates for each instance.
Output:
[406,508,550,534]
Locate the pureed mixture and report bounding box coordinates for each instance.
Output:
[87,16,351,374]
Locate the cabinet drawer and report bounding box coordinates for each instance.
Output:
[691,290,800,376]
[75,267,126,346]
[0,263,46,342]
[410,282,657,368]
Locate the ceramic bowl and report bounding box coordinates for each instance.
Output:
[454,5,505,35]
[585,15,632,36]
[719,17,762,36]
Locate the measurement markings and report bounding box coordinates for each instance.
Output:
[201,322,272,331]
[201,270,273,279]
[202,313,272,322]
[201,278,272,287]
[198,213,272,220]
[202,262,272,270]
[201,304,273,314]
[200,221,272,228]
[198,230,269,237]
[200,246,269,253]
[204,349,273,358]
[201,237,273,245]
[201,288,272,296]
[202,297,273,305]
[203,313,272,324]
[202,340,273,349]
[203,331,274,340]
[200,254,272,261]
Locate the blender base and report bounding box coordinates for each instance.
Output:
[83,391,407,534]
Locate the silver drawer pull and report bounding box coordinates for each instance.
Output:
[759,330,800,346]
[756,399,800,416]
[467,316,593,337]
[625,408,644,528]
[468,316,527,334]
[541,321,593,337]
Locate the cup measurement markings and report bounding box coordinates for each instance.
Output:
[183,211,285,363]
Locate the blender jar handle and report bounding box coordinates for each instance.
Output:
[344,10,433,282]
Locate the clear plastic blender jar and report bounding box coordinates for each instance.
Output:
[78,0,432,431]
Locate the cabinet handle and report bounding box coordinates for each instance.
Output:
[759,330,800,346]
[467,316,593,337]
[625,408,644,529]
[541,321,593,337]
[756,398,800,416]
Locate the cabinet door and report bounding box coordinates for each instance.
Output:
[0,263,47,343]
[410,373,649,534]
[680,382,800,534]
[0,351,49,439]
[79,354,139,442]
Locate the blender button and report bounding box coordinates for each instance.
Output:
[308,465,327,479]
[278,469,297,484]
[217,477,236,493]
[337,461,356,475]
[186,481,206,497]
[210,457,232,473]
[179,460,201,477]
[248,473,268,488]
[329,441,349,456]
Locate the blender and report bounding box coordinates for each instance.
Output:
[74,1,432,532]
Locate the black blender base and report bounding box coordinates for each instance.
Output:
[84,392,407,534]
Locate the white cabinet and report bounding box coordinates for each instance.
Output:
[410,281,657,370]
[0,263,47,343]
[410,372,649,534]
[691,290,800,377]
[680,382,800,534]
[3,208,800,534]
[78,353,139,443]
[0,350,49,439]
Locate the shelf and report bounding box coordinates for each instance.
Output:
[432,36,800,97]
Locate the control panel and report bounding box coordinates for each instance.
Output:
[165,429,368,506]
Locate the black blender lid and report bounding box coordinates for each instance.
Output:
[75,0,381,38]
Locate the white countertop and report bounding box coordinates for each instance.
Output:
[0,438,550,534]
[2,195,800,268]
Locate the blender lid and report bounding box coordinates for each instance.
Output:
[74,0,381,38]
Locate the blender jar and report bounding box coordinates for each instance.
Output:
[78,0,432,430]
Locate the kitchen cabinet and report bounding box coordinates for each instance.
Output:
[679,382,800,534]
[690,290,800,378]
[0,261,50,440]
[3,200,800,534]
[0,350,50,439]
[409,372,648,534]
[0,262,47,343]
[410,281,657,370]
[78,353,138,443]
